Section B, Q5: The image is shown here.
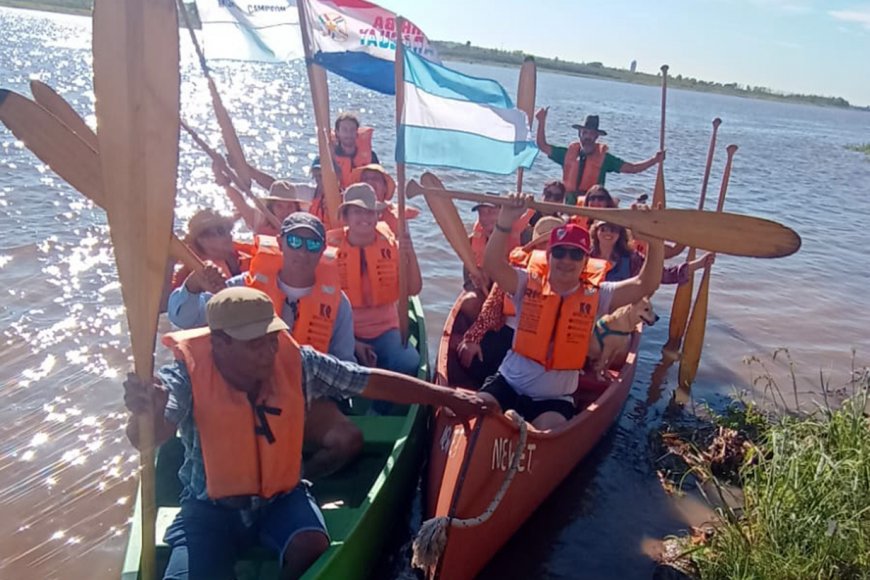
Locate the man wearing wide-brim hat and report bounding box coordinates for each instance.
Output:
[535,108,665,205]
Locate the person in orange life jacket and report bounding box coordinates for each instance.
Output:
[590,220,713,283]
[171,209,247,291]
[347,163,420,233]
[479,195,663,431]
[213,161,312,237]
[535,108,665,205]
[168,213,362,479]
[333,112,379,188]
[456,197,499,320]
[520,180,569,244]
[123,287,491,580]
[327,183,423,378]
[457,216,565,386]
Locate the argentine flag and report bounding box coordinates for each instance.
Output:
[397,48,539,175]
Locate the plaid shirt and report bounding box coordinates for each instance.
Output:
[161,346,370,502]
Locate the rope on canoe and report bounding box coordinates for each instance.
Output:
[411,410,528,573]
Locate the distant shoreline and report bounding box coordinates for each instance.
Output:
[3,1,867,111]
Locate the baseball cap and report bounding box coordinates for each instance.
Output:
[206,287,289,340]
[339,183,387,213]
[471,192,500,212]
[548,224,591,253]
[280,212,326,242]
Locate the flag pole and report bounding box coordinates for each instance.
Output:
[394,16,409,343]
[296,0,341,226]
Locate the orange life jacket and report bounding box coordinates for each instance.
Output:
[309,195,336,231]
[469,212,532,268]
[243,235,341,354]
[333,126,374,189]
[501,247,535,317]
[327,222,399,308]
[161,328,304,500]
[513,270,600,371]
[563,142,609,194]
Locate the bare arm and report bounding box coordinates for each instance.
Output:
[483,195,530,296]
[619,150,665,174]
[535,107,553,157]
[248,164,276,190]
[361,368,491,418]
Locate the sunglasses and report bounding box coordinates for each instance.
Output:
[598,223,622,233]
[585,195,610,204]
[550,246,586,261]
[199,225,231,238]
[285,233,324,253]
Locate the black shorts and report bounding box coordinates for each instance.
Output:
[481,373,576,422]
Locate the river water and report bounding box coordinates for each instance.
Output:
[1,7,868,579]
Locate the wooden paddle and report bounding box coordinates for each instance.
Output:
[678,144,739,395]
[29,80,99,150]
[407,179,799,258]
[515,56,536,193]
[177,0,253,193]
[93,2,180,577]
[420,171,483,284]
[652,64,668,208]
[296,0,341,225]
[666,117,722,348]
[394,16,410,342]
[0,89,201,271]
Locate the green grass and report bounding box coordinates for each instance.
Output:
[846,143,870,156]
[686,367,870,580]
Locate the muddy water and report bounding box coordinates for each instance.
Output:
[1,7,868,579]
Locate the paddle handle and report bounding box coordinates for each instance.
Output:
[659,65,668,150]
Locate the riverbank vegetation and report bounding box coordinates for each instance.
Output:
[655,354,870,579]
[846,143,870,156]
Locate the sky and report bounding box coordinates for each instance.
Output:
[376,0,870,107]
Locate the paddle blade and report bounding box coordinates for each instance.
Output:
[420,173,482,281]
[666,249,696,348]
[29,80,99,150]
[678,267,711,393]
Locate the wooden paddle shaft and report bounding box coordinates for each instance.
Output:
[515,57,536,193]
[420,172,482,281]
[407,180,800,258]
[659,65,668,150]
[667,117,722,345]
[395,16,410,343]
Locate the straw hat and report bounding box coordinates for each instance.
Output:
[261,180,311,206]
[339,183,387,213]
[184,208,235,245]
[523,216,566,250]
[348,164,396,201]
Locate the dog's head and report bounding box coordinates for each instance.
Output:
[629,297,659,327]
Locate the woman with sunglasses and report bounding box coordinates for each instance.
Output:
[590,220,712,283]
[326,183,423,383]
[479,194,663,431]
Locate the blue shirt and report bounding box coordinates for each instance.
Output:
[167,274,357,362]
[161,346,371,501]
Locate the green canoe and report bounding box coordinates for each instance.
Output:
[121,297,430,579]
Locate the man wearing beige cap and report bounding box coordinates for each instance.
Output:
[327,183,423,386]
[124,287,489,580]
[169,212,362,478]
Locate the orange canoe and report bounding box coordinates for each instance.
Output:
[421,295,642,579]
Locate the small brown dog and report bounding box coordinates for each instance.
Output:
[585,297,659,378]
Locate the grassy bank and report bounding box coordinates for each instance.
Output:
[846,143,870,156]
[0,0,89,15]
[656,359,870,579]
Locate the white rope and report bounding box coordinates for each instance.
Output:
[412,410,529,572]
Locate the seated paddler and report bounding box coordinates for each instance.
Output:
[479,194,663,431]
[123,287,491,580]
[167,212,361,478]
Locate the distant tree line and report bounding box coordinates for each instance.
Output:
[435,40,857,109]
